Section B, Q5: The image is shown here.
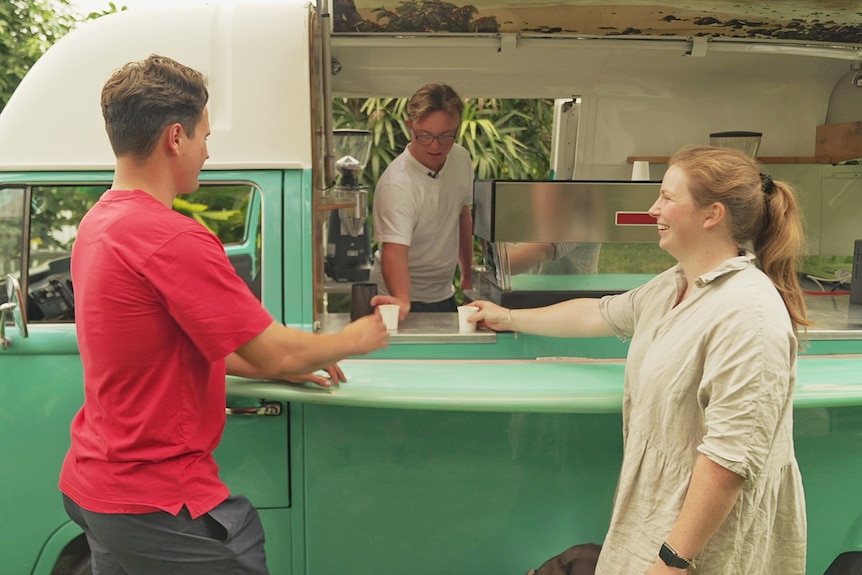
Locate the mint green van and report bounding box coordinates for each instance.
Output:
[2,2,862,574]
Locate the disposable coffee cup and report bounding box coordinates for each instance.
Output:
[457,305,478,333]
[631,160,650,181]
[378,304,400,331]
[350,282,377,321]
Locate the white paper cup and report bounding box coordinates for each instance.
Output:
[457,305,479,333]
[631,160,650,181]
[378,304,400,331]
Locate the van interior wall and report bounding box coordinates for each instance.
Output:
[330,35,859,179]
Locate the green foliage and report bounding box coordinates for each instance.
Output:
[173,186,252,245]
[333,97,410,191]
[495,99,555,180]
[30,186,102,255]
[460,98,554,180]
[371,0,496,33]
[598,243,676,274]
[334,0,498,33]
[0,0,74,112]
[0,0,122,113]
[332,96,554,187]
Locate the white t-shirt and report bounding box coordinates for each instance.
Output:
[370,144,473,303]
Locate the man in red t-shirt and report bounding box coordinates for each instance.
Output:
[59,54,389,575]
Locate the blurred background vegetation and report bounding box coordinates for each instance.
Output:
[0,0,121,112]
[3,0,670,302]
[334,97,555,187]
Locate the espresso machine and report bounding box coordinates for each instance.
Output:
[325,129,373,282]
[470,179,663,308]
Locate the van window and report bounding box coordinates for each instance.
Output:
[179,185,262,299]
[0,183,261,324]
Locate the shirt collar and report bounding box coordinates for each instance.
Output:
[674,249,756,288]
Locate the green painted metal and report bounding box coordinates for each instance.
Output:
[0,323,293,574]
[288,401,310,575]
[0,328,84,575]
[4,168,862,575]
[280,169,310,326]
[230,354,862,575]
[300,403,621,575]
[257,509,294,575]
[289,401,862,575]
[218,395,290,507]
[0,170,295,573]
[510,273,656,291]
[31,521,87,575]
[795,406,862,573]
[803,339,862,356]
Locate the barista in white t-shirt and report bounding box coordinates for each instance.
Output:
[369,83,474,320]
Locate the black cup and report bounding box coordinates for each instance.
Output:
[350,282,378,321]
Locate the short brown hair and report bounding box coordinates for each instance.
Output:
[101,54,208,158]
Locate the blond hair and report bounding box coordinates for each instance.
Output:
[669,145,809,334]
[406,83,464,123]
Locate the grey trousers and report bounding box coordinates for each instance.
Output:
[62,493,269,575]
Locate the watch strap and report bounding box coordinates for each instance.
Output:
[659,542,695,570]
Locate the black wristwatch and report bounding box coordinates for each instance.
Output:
[659,542,695,570]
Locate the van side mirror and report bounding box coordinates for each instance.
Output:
[1,274,29,349]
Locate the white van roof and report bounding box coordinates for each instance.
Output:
[0,1,314,171]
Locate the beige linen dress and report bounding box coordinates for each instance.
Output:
[596,253,806,575]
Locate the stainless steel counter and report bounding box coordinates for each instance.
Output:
[319,293,862,343]
[806,293,862,339]
[320,312,497,344]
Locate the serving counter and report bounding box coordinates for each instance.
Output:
[227,353,862,412]
[227,293,862,412]
[224,294,862,575]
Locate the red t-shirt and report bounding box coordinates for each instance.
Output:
[59,190,274,519]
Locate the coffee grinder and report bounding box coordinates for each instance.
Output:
[325,129,373,282]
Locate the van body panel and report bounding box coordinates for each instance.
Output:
[0,3,314,172]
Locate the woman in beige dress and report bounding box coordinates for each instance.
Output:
[471,145,809,575]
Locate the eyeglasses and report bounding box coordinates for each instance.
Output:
[413,132,457,146]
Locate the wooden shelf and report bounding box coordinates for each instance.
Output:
[627,156,831,164]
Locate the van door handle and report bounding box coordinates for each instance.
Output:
[225,402,282,416]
